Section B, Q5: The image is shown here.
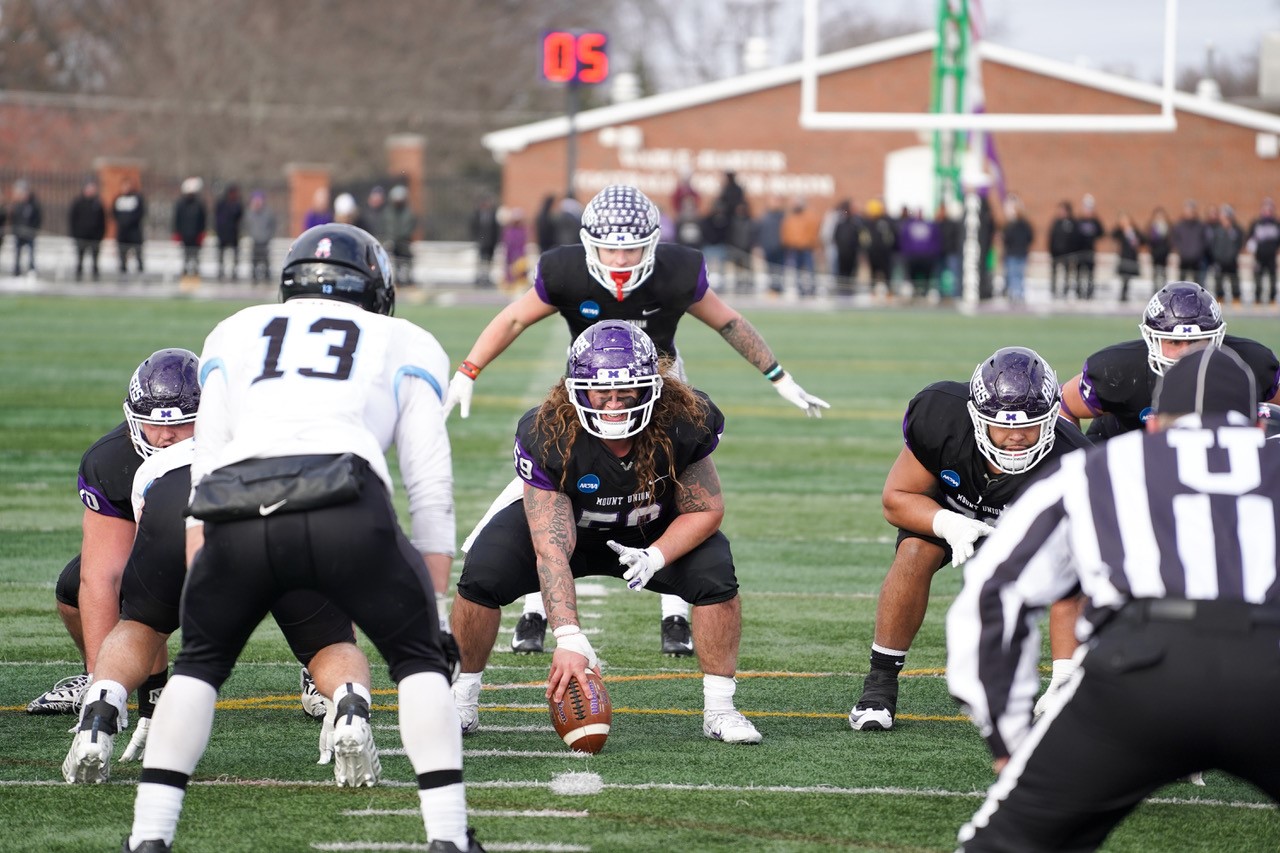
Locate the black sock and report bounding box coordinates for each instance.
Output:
[869,648,905,675]
[138,669,169,719]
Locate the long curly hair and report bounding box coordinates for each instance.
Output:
[532,356,710,506]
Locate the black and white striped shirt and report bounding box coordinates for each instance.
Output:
[946,412,1280,758]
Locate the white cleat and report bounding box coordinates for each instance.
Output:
[332,697,380,788]
[456,702,480,736]
[703,709,762,744]
[300,667,327,721]
[62,702,120,783]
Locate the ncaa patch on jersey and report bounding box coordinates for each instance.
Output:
[941,470,961,488]
[577,474,601,494]
[579,300,601,319]
[1140,406,1155,423]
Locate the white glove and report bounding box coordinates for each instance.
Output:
[772,373,830,418]
[118,716,150,762]
[607,540,665,591]
[316,698,337,765]
[443,371,474,419]
[932,509,995,568]
[552,625,599,671]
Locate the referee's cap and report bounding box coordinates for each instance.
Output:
[1153,345,1257,417]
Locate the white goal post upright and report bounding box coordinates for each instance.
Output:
[799,0,1180,307]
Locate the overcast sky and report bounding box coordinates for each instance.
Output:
[981,0,1278,80]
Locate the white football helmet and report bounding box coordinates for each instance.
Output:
[579,185,662,299]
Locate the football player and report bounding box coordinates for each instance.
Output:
[451,320,762,745]
[849,347,1091,732]
[1047,281,1280,707]
[443,184,828,659]
[27,349,198,723]
[64,434,374,787]
[124,224,481,853]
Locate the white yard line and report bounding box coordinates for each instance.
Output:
[340,809,588,818]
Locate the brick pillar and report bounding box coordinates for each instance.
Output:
[94,157,145,241]
[385,134,426,238]
[286,163,331,238]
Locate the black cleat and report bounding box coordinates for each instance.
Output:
[122,839,172,853]
[510,612,547,654]
[849,669,899,731]
[427,827,486,852]
[661,615,694,657]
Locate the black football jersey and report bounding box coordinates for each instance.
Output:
[512,391,724,546]
[533,243,709,359]
[1078,336,1280,435]
[904,381,1092,523]
[77,421,142,521]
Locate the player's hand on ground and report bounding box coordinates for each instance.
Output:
[119,716,150,762]
[772,374,830,418]
[932,509,995,567]
[443,371,474,419]
[607,540,664,590]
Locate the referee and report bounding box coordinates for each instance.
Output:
[946,345,1280,852]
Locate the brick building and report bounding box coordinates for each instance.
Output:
[483,31,1280,246]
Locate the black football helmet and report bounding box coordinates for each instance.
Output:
[280,223,394,315]
[565,320,663,439]
[967,346,1061,474]
[580,185,662,299]
[123,348,200,458]
[1140,282,1225,375]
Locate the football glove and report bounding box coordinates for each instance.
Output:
[317,698,336,765]
[932,509,995,568]
[118,716,149,762]
[443,371,474,419]
[552,625,599,671]
[607,540,665,591]
[772,373,830,418]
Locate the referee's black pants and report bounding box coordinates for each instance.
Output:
[960,600,1280,852]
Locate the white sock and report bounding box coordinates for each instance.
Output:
[399,671,467,847]
[141,674,217,776]
[660,594,689,620]
[130,782,186,847]
[522,592,546,617]
[81,678,129,721]
[703,673,737,714]
[333,681,372,707]
[419,784,469,850]
[452,671,482,706]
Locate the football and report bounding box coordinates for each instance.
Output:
[548,668,612,754]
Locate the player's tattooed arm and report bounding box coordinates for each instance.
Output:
[675,456,725,516]
[717,316,780,373]
[525,485,579,631]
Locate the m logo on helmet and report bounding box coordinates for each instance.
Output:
[315,238,332,259]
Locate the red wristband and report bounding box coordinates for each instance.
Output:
[459,360,482,380]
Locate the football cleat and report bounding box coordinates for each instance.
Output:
[300,667,327,720]
[426,827,487,852]
[332,694,381,788]
[510,612,547,654]
[660,615,694,657]
[849,669,899,731]
[702,709,762,744]
[27,672,91,715]
[63,699,121,784]
[122,839,172,853]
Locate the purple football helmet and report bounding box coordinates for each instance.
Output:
[123,348,200,457]
[1140,282,1225,375]
[565,320,663,439]
[967,346,1061,474]
[579,185,662,299]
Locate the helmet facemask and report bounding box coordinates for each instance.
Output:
[968,347,1061,475]
[566,373,663,439]
[1139,283,1226,375]
[579,185,662,300]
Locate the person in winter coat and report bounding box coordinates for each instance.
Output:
[1171,199,1208,282]
[1210,204,1245,305]
[1110,212,1144,303]
[69,181,106,281]
[112,179,146,275]
[214,184,244,281]
[1047,200,1075,299]
[173,178,207,278]
[245,191,277,283]
[1000,195,1035,303]
[10,179,42,276]
[1144,206,1172,292]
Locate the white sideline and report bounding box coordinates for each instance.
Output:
[341,809,589,818]
[379,748,594,760]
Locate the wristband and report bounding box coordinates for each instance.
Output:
[763,362,784,381]
[458,360,482,380]
[552,624,581,639]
